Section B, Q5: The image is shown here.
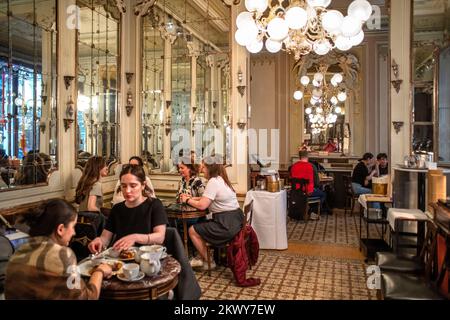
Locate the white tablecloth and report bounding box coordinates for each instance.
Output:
[244,189,287,250]
[387,208,428,231]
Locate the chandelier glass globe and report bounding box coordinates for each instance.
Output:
[285,7,308,30]
[348,0,373,22]
[305,107,312,115]
[300,76,310,86]
[265,38,282,53]
[267,17,289,41]
[330,96,338,105]
[337,91,347,102]
[334,106,342,114]
[314,72,324,83]
[340,15,362,38]
[245,0,269,13]
[293,90,304,101]
[246,39,264,53]
[321,10,344,33]
[307,0,332,8]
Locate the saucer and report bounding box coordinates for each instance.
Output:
[117,271,145,282]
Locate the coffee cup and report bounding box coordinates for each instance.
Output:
[122,263,140,280]
[147,245,166,259]
[135,246,152,263]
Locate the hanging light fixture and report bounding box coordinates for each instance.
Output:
[293,63,347,132]
[235,0,372,59]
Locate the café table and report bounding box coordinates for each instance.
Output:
[164,203,207,256]
[99,256,181,300]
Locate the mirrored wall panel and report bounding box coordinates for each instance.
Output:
[0,0,57,190]
[76,0,120,170]
[412,0,450,156]
[141,1,231,174]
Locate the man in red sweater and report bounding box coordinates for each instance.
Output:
[289,150,326,220]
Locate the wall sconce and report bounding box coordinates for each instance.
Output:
[39,120,46,134]
[64,76,75,90]
[63,96,75,132]
[392,121,404,134]
[125,72,134,85]
[237,68,246,98]
[236,118,247,130]
[391,59,403,94]
[126,90,133,116]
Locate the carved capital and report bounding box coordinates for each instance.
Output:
[187,41,202,59]
[158,25,177,44]
[115,0,126,14]
[135,0,157,17]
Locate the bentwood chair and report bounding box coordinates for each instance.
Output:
[204,200,253,276]
[343,175,358,215]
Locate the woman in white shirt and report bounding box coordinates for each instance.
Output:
[179,156,243,269]
[111,156,155,205]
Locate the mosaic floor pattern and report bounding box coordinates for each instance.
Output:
[196,250,378,300]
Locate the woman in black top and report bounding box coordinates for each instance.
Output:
[351,152,376,195]
[88,165,168,253]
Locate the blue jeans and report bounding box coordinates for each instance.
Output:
[310,188,327,209]
[351,183,380,209]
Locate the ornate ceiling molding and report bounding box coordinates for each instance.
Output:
[135,0,157,17]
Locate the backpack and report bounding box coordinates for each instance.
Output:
[288,178,309,221]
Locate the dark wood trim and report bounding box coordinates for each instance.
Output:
[0,200,53,216]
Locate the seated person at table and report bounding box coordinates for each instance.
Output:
[5,199,112,300]
[176,156,205,201]
[88,164,168,254]
[351,152,377,195]
[375,153,389,176]
[179,155,243,270]
[111,156,156,205]
[289,150,327,220]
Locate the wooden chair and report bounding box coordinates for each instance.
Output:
[290,178,321,219]
[343,175,358,215]
[204,200,253,276]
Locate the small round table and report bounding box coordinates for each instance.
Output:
[100,256,181,300]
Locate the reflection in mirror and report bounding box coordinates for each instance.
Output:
[438,46,450,163]
[140,2,231,173]
[76,0,120,172]
[412,0,450,157]
[295,52,359,153]
[0,0,57,190]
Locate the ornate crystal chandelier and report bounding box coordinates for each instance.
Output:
[235,0,372,60]
[293,64,347,134]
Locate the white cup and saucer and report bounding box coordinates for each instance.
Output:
[117,263,145,282]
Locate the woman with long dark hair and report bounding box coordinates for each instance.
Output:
[111,156,155,205]
[88,165,168,253]
[179,155,243,270]
[75,156,108,212]
[5,199,112,300]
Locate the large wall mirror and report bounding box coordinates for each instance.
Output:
[140,1,231,174]
[0,0,57,190]
[412,0,449,157]
[76,0,120,171]
[294,52,360,154]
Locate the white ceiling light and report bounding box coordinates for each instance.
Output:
[300,76,310,86]
[235,0,370,60]
[265,38,282,53]
[293,90,304,101]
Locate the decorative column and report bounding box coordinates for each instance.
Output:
[230,2,249,193]
[187,40,202,155]
[390,0,412,166]
[39,30,53,154]
[159,26,176,171]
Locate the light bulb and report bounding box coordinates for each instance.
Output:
[246,39,263,53]
[312,79,320,87]
[300,76,310,86]
[267,17,289,41]
[350,30,365,46]
[235,28,256,46]
[338,92,347,102]
[335,106,342,114]
[348,0,373,22]
[293,90,304,101]
[321,10,344,33]
[316,107,323,114]
[305,107,312,114]
[313,39,332,55]
[285,7,308,30]
[245,0,268,13]
[330,78,338,87]
[340,15,362,38]
[265,38,282,53]
[307,0,332,8]
[335,35,353,51]
[314,73,324,83]
[333,73,343,84]
[236,12,254,29]
[331,96,338,105]
[312,88,323,98]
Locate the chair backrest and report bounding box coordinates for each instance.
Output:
[343,175,355,196]
[290,178,309,193]
[243,200,254,228]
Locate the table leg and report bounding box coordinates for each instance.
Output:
[183,219,189,256]
[418,172,426,212]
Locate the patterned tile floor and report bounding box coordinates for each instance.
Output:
[287,210,385,247]
[195,250,378,300]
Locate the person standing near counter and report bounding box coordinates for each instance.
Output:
[351,153,376,195]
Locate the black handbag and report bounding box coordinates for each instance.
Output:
[70,211,106,261]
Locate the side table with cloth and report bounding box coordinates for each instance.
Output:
[244,189,287,250]
[387,208,428,257]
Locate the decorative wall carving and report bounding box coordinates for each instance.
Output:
[135,0,157,17]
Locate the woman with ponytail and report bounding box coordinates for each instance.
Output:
[5,199,112,300]
[75,156,108,212]
[88,165,168,253]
